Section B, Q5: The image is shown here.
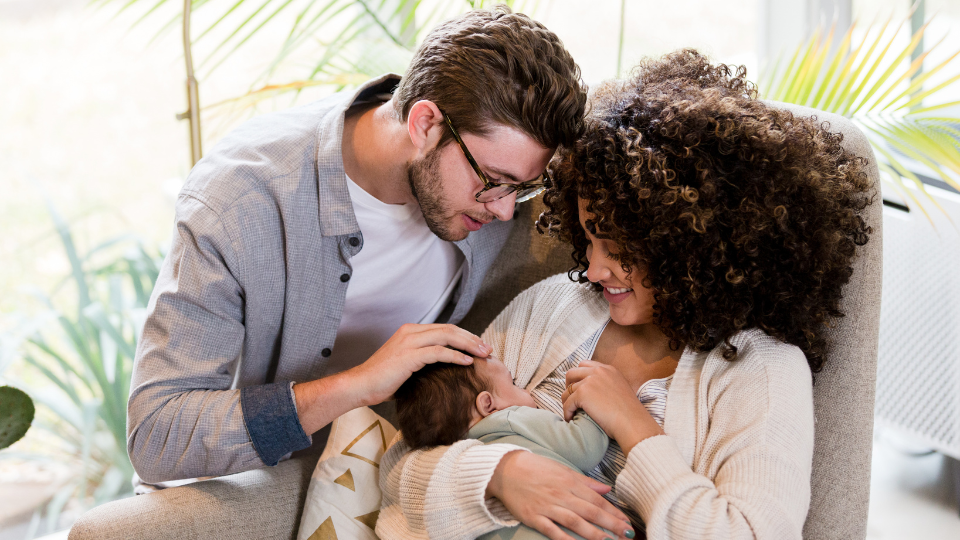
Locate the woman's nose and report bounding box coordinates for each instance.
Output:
[585,250,611,283]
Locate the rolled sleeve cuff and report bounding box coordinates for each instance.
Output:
[240,382,312,466]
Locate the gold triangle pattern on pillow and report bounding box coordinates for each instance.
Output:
[340,420,388,467]
[307,516,338,540]
[332,469,355,491]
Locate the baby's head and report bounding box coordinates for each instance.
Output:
[395,355,536,450]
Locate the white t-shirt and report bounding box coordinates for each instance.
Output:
[326,176,465,373]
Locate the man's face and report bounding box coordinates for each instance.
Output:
[409,124,554,242]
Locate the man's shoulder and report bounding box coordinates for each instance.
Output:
[179,93,351,211]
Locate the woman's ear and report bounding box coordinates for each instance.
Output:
[406,100,444,153]
[475,391,497,418]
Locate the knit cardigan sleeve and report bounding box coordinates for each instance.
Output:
[614,331,815,540]
[376,433,528,540]
[376,275,609,540]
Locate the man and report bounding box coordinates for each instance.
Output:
[126,7,585,483]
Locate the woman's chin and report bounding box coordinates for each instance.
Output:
[608,306,652,327]
[609,309,637,327]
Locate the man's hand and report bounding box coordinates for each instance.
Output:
[487,451,635,540]
[349,323,491,405]
[293,324,490,435]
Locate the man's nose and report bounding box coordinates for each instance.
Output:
[484,192,518,222]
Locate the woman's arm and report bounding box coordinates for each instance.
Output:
[377,434,630,540]
[377,434,528,540]
[566,341,814,540]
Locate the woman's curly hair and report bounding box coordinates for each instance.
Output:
[538,49,874,373]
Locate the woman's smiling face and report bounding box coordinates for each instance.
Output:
[578,198,657,327]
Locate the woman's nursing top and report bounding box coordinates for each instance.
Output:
[530,324,671,528]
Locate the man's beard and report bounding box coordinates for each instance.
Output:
[408,147,464,242]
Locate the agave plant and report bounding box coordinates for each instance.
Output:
[2,201,162,528]
[759,14,960,215]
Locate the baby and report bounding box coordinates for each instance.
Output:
[394,355,609,483]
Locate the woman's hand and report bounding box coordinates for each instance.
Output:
[487,451,635,540]
[562,360,663,454]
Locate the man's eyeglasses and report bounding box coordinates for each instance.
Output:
[441,110,547,203]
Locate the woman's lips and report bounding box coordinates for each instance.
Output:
[603,286,633,304]
[462,214,484,232]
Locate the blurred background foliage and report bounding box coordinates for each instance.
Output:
[1,198,161,531]
[760,12,960,217]
[102,0,960,211]
[103,0,543,120]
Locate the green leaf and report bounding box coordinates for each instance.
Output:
[811,24,854,109]
[43,197,91,312]
[908,99,960,115]
[838,18,908,116]
[194,0,247,42]
[895,71,960,112]
[22,353,84,408]
[197,0,275,73]
[847,24,926,115]
[27,336,95,395]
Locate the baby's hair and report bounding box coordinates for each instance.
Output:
[395,358,489,450]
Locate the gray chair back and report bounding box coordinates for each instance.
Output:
[461,102,883,540]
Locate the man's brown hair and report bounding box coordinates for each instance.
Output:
[395,361,488,450]
[393,6,587,150]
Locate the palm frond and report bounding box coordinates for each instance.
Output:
[102,0,545,112]
[761,12,960,215]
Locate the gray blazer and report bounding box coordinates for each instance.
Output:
[126,74,514,483]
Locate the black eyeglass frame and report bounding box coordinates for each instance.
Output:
[440,110,547,203]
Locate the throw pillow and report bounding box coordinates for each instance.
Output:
[297,406,398,540]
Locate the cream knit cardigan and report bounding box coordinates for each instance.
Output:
[377,274,815,540]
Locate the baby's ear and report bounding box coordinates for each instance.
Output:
[476,391,496,418]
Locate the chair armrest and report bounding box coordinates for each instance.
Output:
[69,452,321,540]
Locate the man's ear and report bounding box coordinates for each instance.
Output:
[407,100,444,153]
[475,391,496,418]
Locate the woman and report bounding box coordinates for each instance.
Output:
[377,49,874,540]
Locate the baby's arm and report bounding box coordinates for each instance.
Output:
[501,407,609,472]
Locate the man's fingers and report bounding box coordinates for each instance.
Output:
[404,324,491,357]
[420,345,474,366]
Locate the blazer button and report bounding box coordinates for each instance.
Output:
[349,236,360,247]
[321,348,332,357]
[340,273,350,282]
